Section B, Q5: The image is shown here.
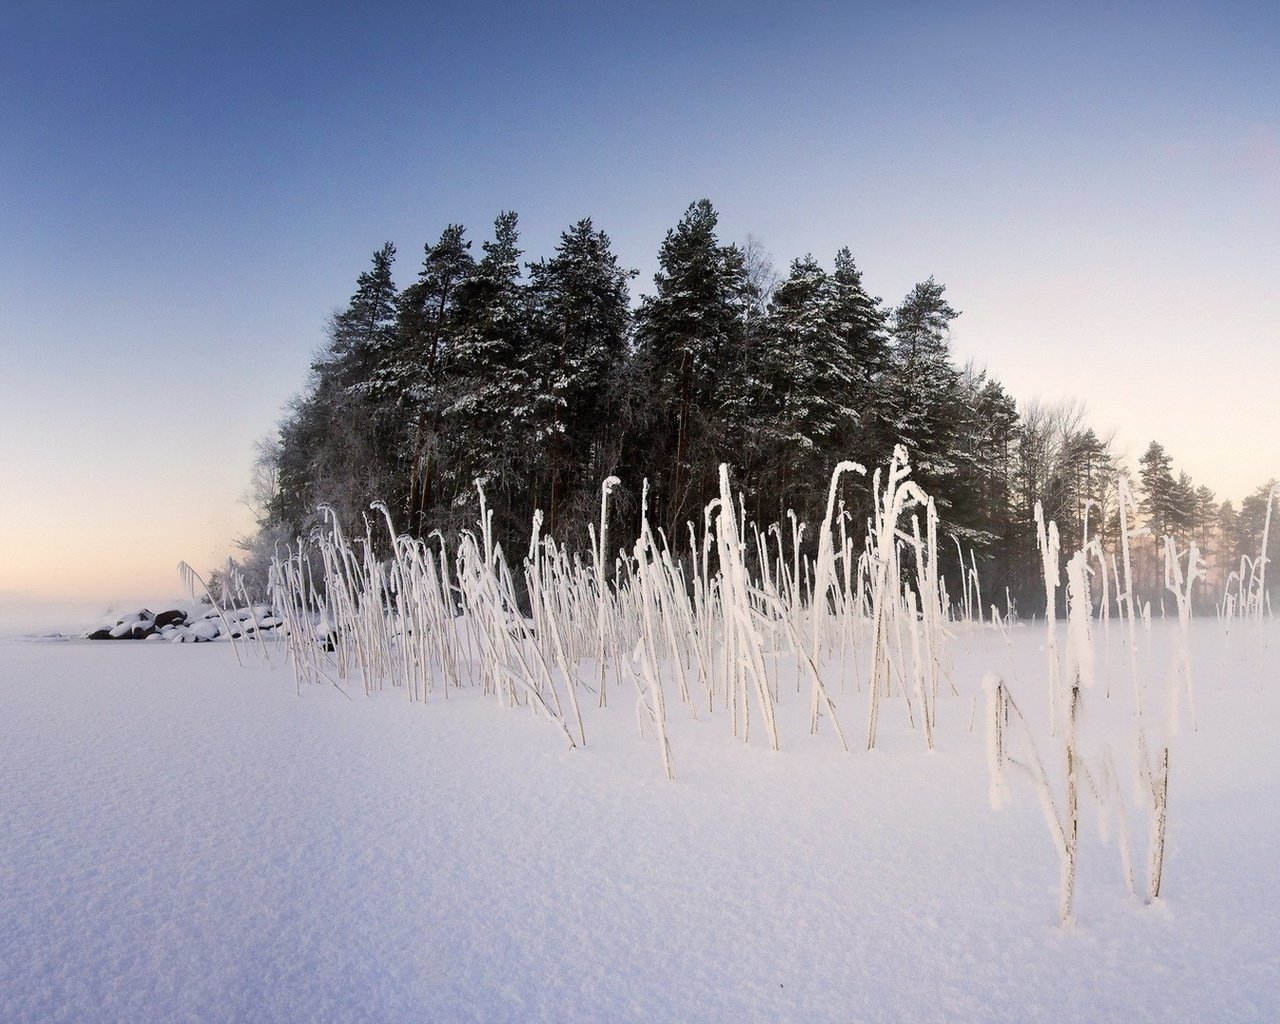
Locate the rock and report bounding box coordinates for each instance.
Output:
[187,619,220,642]
[106,610,156,640]
[82,604,277,645]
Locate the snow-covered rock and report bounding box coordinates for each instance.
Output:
[187,619,221,642]
[84,605,283,642]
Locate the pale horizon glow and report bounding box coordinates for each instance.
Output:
[2,2,1276,603]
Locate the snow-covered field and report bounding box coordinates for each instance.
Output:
[2,619,1276,1023]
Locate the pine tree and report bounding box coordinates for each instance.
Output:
[950,366,1022,591]
[744,255,858,518]
[632,199,752,532]
[274,243,401,535]
[1217,499,1242,584]
[1192,485,1217,550]
[1137,441,1181,600]
[1239,480,1280,601]
[324,242,399,393]
[271,388,328,532]
[829,249,889,401]
[881,277,964,501]
[445,212,529,509]
[525,218,633,534]
[1171,471,1197,538]
[396,225,475,533]
[1138,442,1177,540]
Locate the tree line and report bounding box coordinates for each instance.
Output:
[243,199,1277,615]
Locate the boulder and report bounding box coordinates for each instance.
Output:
[83,604,278,644]
[187,619,220,642]
[106,610,155,640]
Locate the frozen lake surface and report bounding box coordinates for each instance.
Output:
[1,621,1277,1022]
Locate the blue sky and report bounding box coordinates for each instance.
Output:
[2,1,1277,600]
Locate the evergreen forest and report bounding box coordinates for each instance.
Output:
[243,200,1278,616]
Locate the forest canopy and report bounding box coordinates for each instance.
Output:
[241,200,1277,615]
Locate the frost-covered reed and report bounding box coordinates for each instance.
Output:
[247,450,1253,925]
[984,496,1193,923]
[263,449,972,778]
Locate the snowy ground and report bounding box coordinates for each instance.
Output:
[1,620,1277,1022]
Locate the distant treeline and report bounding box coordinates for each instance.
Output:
[243,200,1277,614]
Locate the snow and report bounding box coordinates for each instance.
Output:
[185,618,221,642]
[1,621,1278,1022]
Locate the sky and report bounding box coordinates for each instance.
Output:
[1,0,1277,604]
